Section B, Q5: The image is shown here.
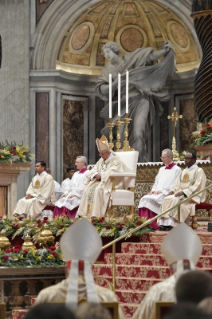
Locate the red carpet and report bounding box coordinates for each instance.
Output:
[93,228,212,318]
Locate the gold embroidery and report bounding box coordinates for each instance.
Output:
[34,180,40,189]
[182,173,189,183]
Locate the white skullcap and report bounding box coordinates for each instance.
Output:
[96,135,110,152]
[60,219,102,310]
[161,223,202,275]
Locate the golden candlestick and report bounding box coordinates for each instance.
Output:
[167,107,183,161]
[122,113,134,151]
[107,118,115,150]
[115,116,124,151]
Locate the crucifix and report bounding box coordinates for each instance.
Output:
[167,107,183,161]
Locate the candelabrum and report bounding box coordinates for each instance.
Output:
[115,116,124,151]
[107,118,115,150]
[122,114,134,151]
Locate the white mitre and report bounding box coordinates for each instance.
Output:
[96,135,110,152]
[60,218,102,310]
[161,223,202,277]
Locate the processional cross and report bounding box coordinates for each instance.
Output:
[167,107,183,161]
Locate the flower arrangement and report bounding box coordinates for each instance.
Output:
[191,121,212,147]
[0,244,64,268]
[0,216,152,267]
[91,215,152,239]
[0,215,152,242]
[0,141,34,164]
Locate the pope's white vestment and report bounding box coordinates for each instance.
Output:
[132,275,176,319]
[160,164,206,226]
[77,153,125,217]
[138,164,181,214]
[13,171,55,219]
[35,277,124,319]
[55,169,88,211]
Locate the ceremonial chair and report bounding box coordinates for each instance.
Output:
[107,151,139,218]
[191,185,212,230]
[153,301,174,319]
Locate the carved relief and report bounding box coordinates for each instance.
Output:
[57,0,199,74]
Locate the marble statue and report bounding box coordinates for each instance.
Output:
[96,41,176,162]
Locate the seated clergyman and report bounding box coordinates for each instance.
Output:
[53,156,88,219]
[138,149,181,230]
[60,167,77,193]
[158,152,206,230]
[13,161,56,219]
[77,136,125,218]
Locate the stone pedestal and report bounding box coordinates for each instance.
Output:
[0,163,32,218]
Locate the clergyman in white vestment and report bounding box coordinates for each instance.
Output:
[138,149,181,230]
[159,152,206,228]
[41,167,62,218]
[132,223,202,319]
[53,156,88,218]
[77,136,125,218]
[60,167,76,193]
[13,161,55,219]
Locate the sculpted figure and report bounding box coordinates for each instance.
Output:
[96,41,176,162]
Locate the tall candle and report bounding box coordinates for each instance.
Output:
[126,70,129,114]
[109,73,112,118]
[118,73,121,116]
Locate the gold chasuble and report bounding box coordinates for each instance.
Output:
[13,171,55,219]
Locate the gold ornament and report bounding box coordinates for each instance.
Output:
[22,234,36,250]
[0,231,11,249]
[37,224,55,248]
[183,173,189,183]
[34,180,40,189]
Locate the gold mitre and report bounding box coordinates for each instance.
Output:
[96,135,110,152]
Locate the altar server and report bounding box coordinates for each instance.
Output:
[138,149,181,230]
[60,167,77,193]
[53,156,88,218]
[159,152,206,229]
[13,161,56,219]
[132,223,202,319]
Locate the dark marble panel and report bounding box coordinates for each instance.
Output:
[63,100,84,178]
[160,101,169,152]
[36,0,55,24]
[95,96,105,162]
[180,98,197,152]
[36,92,49,166]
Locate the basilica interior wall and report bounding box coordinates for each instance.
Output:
[0,0,203,199]
[0,0,30,199]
